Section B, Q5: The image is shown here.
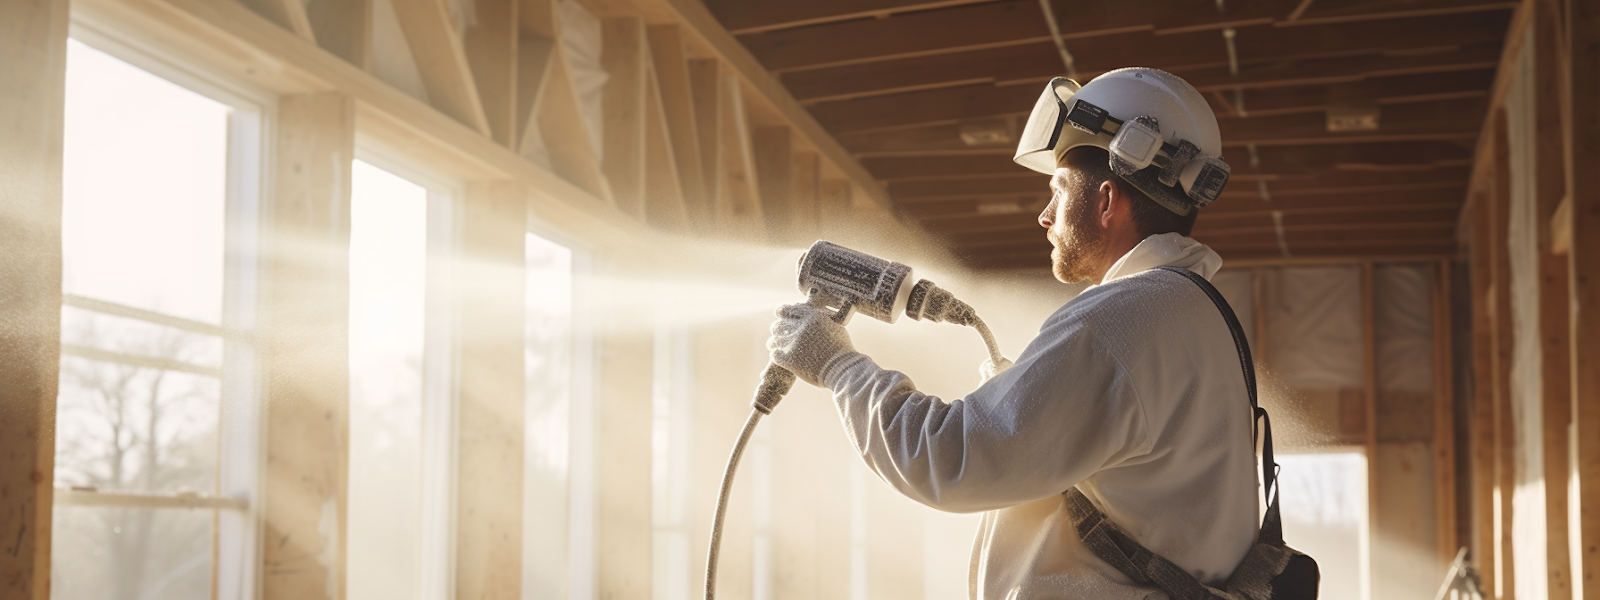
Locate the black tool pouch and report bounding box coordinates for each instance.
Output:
[1062,267,1320,600]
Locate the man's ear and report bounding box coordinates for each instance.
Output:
[1097,179,1119,228]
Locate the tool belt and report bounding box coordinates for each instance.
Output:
[1064,267,1320,600]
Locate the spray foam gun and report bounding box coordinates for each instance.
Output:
[704,240,1007,600]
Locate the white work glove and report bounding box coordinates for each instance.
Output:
[767,303,857,387]
[978,357,1014,383]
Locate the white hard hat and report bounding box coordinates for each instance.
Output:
[1014,67,1230,215]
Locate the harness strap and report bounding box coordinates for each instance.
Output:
[1064,267,1285,600]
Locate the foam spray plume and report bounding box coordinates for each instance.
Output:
[704,240,1006,600]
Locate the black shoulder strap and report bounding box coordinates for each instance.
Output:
[1154,266,1282,545]
[1065,267,1289,599]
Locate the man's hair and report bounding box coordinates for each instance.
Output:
[1063,147,1200,238]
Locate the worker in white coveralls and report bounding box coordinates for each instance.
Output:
[767,68,1263,599]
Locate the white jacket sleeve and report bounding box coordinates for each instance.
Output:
[821,314,1154,513]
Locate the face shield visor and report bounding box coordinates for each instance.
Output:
[1013,77,1081,175]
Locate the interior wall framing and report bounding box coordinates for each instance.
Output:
[0,0,68,597]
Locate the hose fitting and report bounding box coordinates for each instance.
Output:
[905,279,979,326]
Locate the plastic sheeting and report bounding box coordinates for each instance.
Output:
[1264,266,1364,391]
[1373,264,1435,393]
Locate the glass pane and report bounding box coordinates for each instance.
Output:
[54,355,220,494]
[51,504,215,600]
[1278,452,1368,600]
[348,160,429,600]
[62,39,229,325]
[524,233,573,599]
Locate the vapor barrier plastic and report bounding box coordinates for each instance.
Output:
[1373,264,1435,394]
[1264,265,1364,391]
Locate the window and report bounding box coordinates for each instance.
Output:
[1279,452,1370,600]
[524,231,596,600]
[51,37,263,600]
[347,158,457,600]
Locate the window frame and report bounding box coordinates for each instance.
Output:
[57,18,275,600]
[350,145,465,600]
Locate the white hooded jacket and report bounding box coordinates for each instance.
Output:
[820,233,1259,600]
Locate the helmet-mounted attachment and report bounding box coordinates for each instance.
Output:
[1014,74,1231,215]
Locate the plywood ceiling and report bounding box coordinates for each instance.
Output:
[704,0,1513,269]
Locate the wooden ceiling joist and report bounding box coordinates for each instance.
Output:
[705,0,996,35]
[739,1,1510,74]
[865,141,1472,182]
[836,97,1484,157]
[811,68,1491,135]
[780,12,1506,104]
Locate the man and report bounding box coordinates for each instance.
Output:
[767,68,1258,599]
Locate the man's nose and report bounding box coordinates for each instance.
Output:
[1038,206,1053,229]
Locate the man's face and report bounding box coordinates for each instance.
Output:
[1039,167,1109,284]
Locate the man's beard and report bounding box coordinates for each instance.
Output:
[1048,193,1109,284]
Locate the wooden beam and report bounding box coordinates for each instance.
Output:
[642,70,691,231]
[891,168,1467,202]
[1567,0,1600,594]
[741,1,1510,74]
[602,17,648,218]
[648,25,709,226]
[838,98,1484,156]
[753,126,795,242]
[455,180,526,600]
[515,33,555,155]
[465,0,519,148]
[705,0,995,34]
[713,74,765,235]
[1490,108,1516,599]
[1362,261,1379,539]
[239,0,317,42]
[308,0,372,69]
[1533,1,1573,596]
[262,92,355,600]
[689,59,723,223]
[653,0,898,212]
[530,38,611,200]
[1219,97,1488,147]
[864,142,1475,181]
[780,13,1508,104]
[0,0,65,596]
[1433,259,1461,569]
[391,0,494,135]
[1469,184,1497,595]
[811,69,1491,134]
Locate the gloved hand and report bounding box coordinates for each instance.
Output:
[978,356,1014,383]
[767,303,857,387]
